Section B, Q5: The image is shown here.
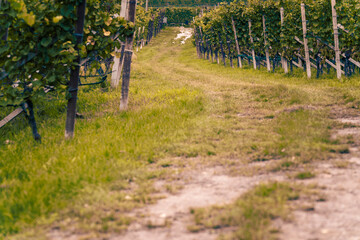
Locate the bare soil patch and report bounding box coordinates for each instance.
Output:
[279,116,360,240]
[111,167,285,240]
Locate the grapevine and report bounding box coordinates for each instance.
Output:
[193,0,360,77]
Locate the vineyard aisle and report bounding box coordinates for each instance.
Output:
[4,27,360,239]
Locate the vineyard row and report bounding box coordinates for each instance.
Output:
[193,0,360,79]
[0,0,165,140]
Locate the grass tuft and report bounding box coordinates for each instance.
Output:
[295,171,316,180]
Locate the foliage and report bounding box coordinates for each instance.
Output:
[164,7,198,25]
[148,0,230,8]
[0,0,134,107]
[135,5,157,41]
[337,0,360,59]
[194,0,360,64]
[0,66,205,236]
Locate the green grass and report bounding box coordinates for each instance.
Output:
[295,171,316,180]
[1,27,360,237]
[0,33,206,235]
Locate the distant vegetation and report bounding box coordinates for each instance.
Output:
[164,7,198,25]
[148,0,231,7]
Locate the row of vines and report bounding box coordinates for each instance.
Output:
[163,7,198,25]
[0,0,165,140]
[193,0,360,79]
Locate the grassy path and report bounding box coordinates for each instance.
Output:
[2,27,360,239]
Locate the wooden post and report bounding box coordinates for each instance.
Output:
[301,3,311,78]
[194,26,201,58]
[248,20,256,70]
[65,0,86,139]
[111,0,128,88]
[218,32,226,66]
[146,20,151,44]
[136,27,141,52]
[231,17,242,68]
[120,0,137,111]
[262,15,271,71]
[206,41,210,61]
[120,0,128,18]
[150,17,154,41]
[145,0,148,11]
[198,27,203,58]
[199,27,206,59]
[280,7,288,73]
[141,26,145,48]
[224,25,233,68]
[331,0,341,80]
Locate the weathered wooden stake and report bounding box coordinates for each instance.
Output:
[231,17,242,68]
[194,26,201,58]
[331,0,341,80]
[65,0,86,139]
[248,20,257,70]
[206,40,210,60]
[262,15,271,71]
[198,26,204,58]
[141,26,145,48]
[111,0,128,88]
[215,49,219,64]
[218,32,226,66]
[136,27,141,52]
[301,3,311,78]
[224,25,233,68]
[280,7,288,73]
[119,0,137,111]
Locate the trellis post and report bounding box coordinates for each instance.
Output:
[199,26,205,59]
[301,3,311,78]
[194,26,201,58]
[224,25,233,68]
[231,17,242,68]
[280,7,288,73]
[248,19,257,70]
[262,15,271,71]
[65,0,87,139]
[111,0,128,88]
[119,0,137,110]
[141,26,145,48]
[136,27,141,52]
[331,0,341,80]
[218,31,226,66]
